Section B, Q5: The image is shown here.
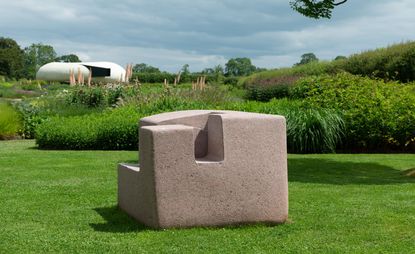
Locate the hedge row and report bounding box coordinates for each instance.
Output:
[341,41,415,83]
[242,41,415,101]
[35,106,141,150]
[131,72,237,85]
[35,97,344,153]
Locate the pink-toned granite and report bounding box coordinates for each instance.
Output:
[118,110,288,228]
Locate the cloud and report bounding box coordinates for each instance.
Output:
[0,0,414,71]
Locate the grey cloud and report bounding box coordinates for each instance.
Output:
[0,0,414,71]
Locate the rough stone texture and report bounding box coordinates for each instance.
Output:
[118,110,288,229]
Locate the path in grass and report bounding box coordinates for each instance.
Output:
[1,140,414,253]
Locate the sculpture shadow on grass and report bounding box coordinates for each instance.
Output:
[90,206,151,233]
[288,158,415,185]
[91,206,280,233]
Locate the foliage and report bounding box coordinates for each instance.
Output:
[55,54,81,63]
[132,63,160,73]
[295,53,319,66]
[290,0,348,19]
[242,61,338,101]
[225,57,257,77]
[245,74,301,101]
[23,43,57,79]
[131,72,176,83]
[243,41,415,88]
[243,41,415,102]
[0,37,24,79]
[66,87,106,108]
[0,102,22,139]
[338,41,415,83]
[64,85,142,108]
[12,100,44,139]
[223,76,239,87]
[36,89,344,153]
[13,93,104,139]
[201,65,225,83]
[36,106,140,150]
[225,99,344,153]
[334,55,347,61]
[292,73,415,151]
[0,79,43,99]
[131,72,222,84]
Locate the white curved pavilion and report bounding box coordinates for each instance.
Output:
[36,62,127,82]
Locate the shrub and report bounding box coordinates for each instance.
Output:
[36,106,141,150]
[241,41,415,100]
[0,102,22,139]
[242,61,340,101]
[13,95,104,139]
[12,100,44,139]
[66,87,105,107]
[339,41,415,83]
[292,73,415,151]
[245,75,302,101]
[36,95,345,153]
[131,72,176,84]
[223,76,239,87]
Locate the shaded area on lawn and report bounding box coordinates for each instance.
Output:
[91,206,286,233]
[90,206,150,233]
[288,158,415,185]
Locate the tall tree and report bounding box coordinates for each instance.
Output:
[290,0,348,19]
[23,43,57,79]
[295,53,319,66]
[55,54,81,63]
[0,37,24,79]
[181,64,190,75]
[225,58,257,77]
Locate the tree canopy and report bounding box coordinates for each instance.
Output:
[0,37,24,79]
[225,58,257,77]
[55,54,81,63]
[290,0,348,19]
[132,63,161,73]
[295,53,319,66]
[23,43,57,79]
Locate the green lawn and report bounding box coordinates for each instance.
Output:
[1,140,414,253]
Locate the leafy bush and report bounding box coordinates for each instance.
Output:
[132,72,176,83]
[339,41,415,83]
[0,102,22,139]
[245,74,302,101]
[292,73,415,151]
[36,106,141,150]
[242,61,340,101]
[13,95,104,138]
[66,87,105,107]
[223,76,239,87]
[12,100,44,139]
[36,93,345,153]
[64,85,142,108]
[242,41,415,101]
[131,72,219,84]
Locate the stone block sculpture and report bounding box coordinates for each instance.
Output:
[118,110,288,228]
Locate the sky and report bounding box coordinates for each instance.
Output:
[1,0,414,72]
